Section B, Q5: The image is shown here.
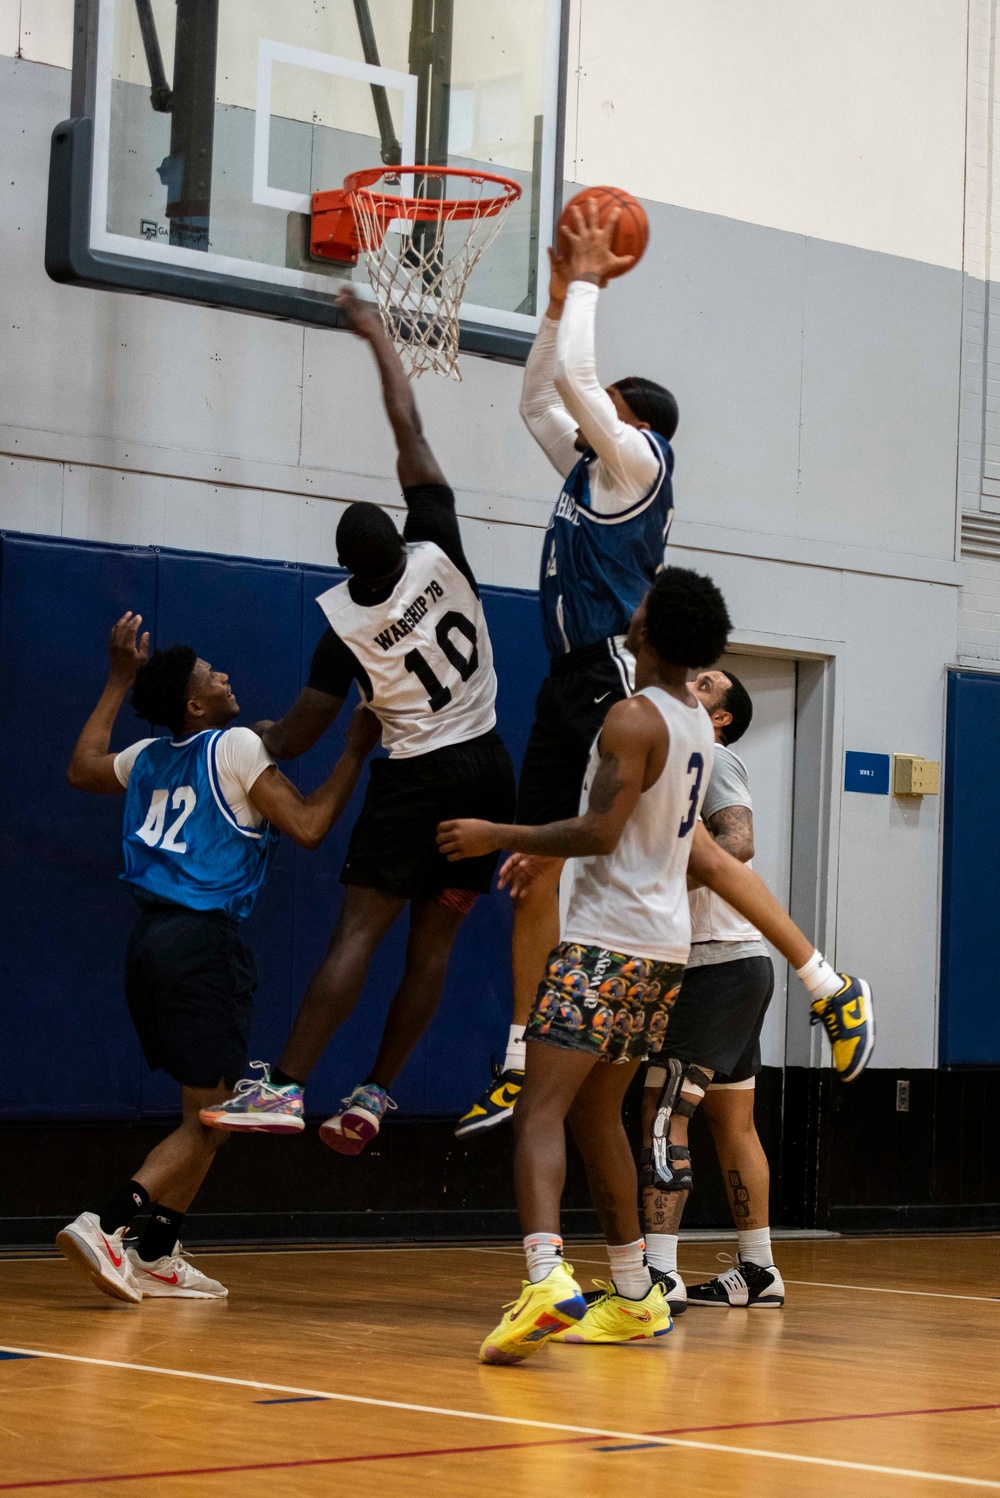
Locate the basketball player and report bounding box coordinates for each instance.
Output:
[203,287,516,1151]
[457,203,679,1138]
[639,668,786,1311]
[438,571,874,1362]
[57,613,379,1304]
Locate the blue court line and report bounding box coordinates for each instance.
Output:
[593,1443,665,1452]
[256,1396,328,1405]
[0,1352,34,1361]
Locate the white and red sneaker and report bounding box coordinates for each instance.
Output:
[56,1212,143,1304]
[127,1244,228,1299]
[319,1082,396,1155]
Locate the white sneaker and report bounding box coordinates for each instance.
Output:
[651,1267,688,1314]
[127,1243,228,1299]
[56,1211,143,1304]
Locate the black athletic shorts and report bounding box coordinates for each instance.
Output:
[662,955,775,1082]
[341,729,516,899]
[124,902,257,1089]
[517,639,633,825]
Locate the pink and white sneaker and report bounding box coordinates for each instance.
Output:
[319,1082,397,1155]
[199,1061,305,1134]
[56,1212,143,1304]
[127,1243,228,1299]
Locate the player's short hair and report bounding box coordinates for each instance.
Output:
[719,671,753,745]
[644,567,730,669]
[613,376,679,443]
[337,501,404,583]
[131,645,197,735]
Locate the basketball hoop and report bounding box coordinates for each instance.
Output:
[312,166,522,379]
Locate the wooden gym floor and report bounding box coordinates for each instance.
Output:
[0,1235,998,1496]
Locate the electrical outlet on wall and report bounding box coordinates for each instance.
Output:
[896,1080,910,1112]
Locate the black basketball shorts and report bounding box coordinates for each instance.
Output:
[517,639,633,826]
[341,729,516,900]
[124,902,258,1090]
[661,955,775,1082]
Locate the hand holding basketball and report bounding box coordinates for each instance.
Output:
[561,198,637,285]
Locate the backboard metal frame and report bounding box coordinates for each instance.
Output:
[47,0,570,364]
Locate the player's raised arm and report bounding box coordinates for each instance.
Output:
[436,694,664,862]
[67,613,150,795]
[519,246,579,479]
[553,203,661,497]
[248,704,380,850]
[336,286,446,489]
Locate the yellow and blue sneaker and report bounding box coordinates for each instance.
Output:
[455,1063,524,1138]
[550,1278,673,1344]
[810,974,875,1082]
[479,1261,587,1365]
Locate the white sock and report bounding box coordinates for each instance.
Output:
[739,1227,774,1268]
[796,949,841,1001]
[523,1232,563,1284]
[504,1024,527,1073]
[645,1233,678,1276]
[607,1238,652,1300]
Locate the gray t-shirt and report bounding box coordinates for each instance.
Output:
[687,743,769,968]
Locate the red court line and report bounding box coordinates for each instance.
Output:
[2,1400,999,1490]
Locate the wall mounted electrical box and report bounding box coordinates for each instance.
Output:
[892,754,941,797]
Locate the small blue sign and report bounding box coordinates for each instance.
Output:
[844,751,890,795]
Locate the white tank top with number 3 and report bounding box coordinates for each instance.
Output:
[564,686,716,963]
[316,541,497,759]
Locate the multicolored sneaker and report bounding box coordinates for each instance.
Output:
[454,1063,524,1138]
[319,1082,396,1155]
[199,1061,305,1134]
[479,1261,587,1365]
[810,975,875,1082]
[127,1243,228,1299]
[686,1254,785,1308]
[56,1212,143,1304]
[550,1278,673,1344]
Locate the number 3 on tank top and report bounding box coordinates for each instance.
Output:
[677,752,705,838]
[136,786,197,853]
[403,610,480,714]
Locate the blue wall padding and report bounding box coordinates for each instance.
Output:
[940,670,1000,1066]
[0,533,547,1120]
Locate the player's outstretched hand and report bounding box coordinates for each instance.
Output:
[497,852,554,898]
[436,818,502,861]
[108,612,150,684]
[336,285,385,341]
[562,197,635,285]
[344,703,382,756]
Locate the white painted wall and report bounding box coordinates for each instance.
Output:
[567,0,969,270]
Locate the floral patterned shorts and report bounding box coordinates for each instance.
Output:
[525,941,686,1064]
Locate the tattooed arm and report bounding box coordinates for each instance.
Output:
[436,696,668,861]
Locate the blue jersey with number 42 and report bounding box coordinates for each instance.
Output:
[539,430,674,656]
[121,730,278,920]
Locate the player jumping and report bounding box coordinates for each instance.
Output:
[203,288,516,1151]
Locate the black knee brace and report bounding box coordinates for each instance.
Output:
[642,1060,714,1193]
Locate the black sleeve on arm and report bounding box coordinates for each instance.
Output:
[402,484,478,594]
[307,627,360,698]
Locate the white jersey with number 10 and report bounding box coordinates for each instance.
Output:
[316,541,497,759]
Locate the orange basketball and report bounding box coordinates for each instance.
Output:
[557,186,649,277]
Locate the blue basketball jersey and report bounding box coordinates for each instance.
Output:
[539,430,675,656]
[121,731,278,921]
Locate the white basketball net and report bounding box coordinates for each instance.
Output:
[348,170,521,380]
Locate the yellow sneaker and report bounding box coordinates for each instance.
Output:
[479,1262,587,1365]
[550,1278,673,1343]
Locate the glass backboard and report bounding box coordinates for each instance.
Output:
[48,0,566,361]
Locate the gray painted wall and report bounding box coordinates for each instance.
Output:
[0,55,965,1067]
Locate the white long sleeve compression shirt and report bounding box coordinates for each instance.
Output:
[519,281,661,515]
